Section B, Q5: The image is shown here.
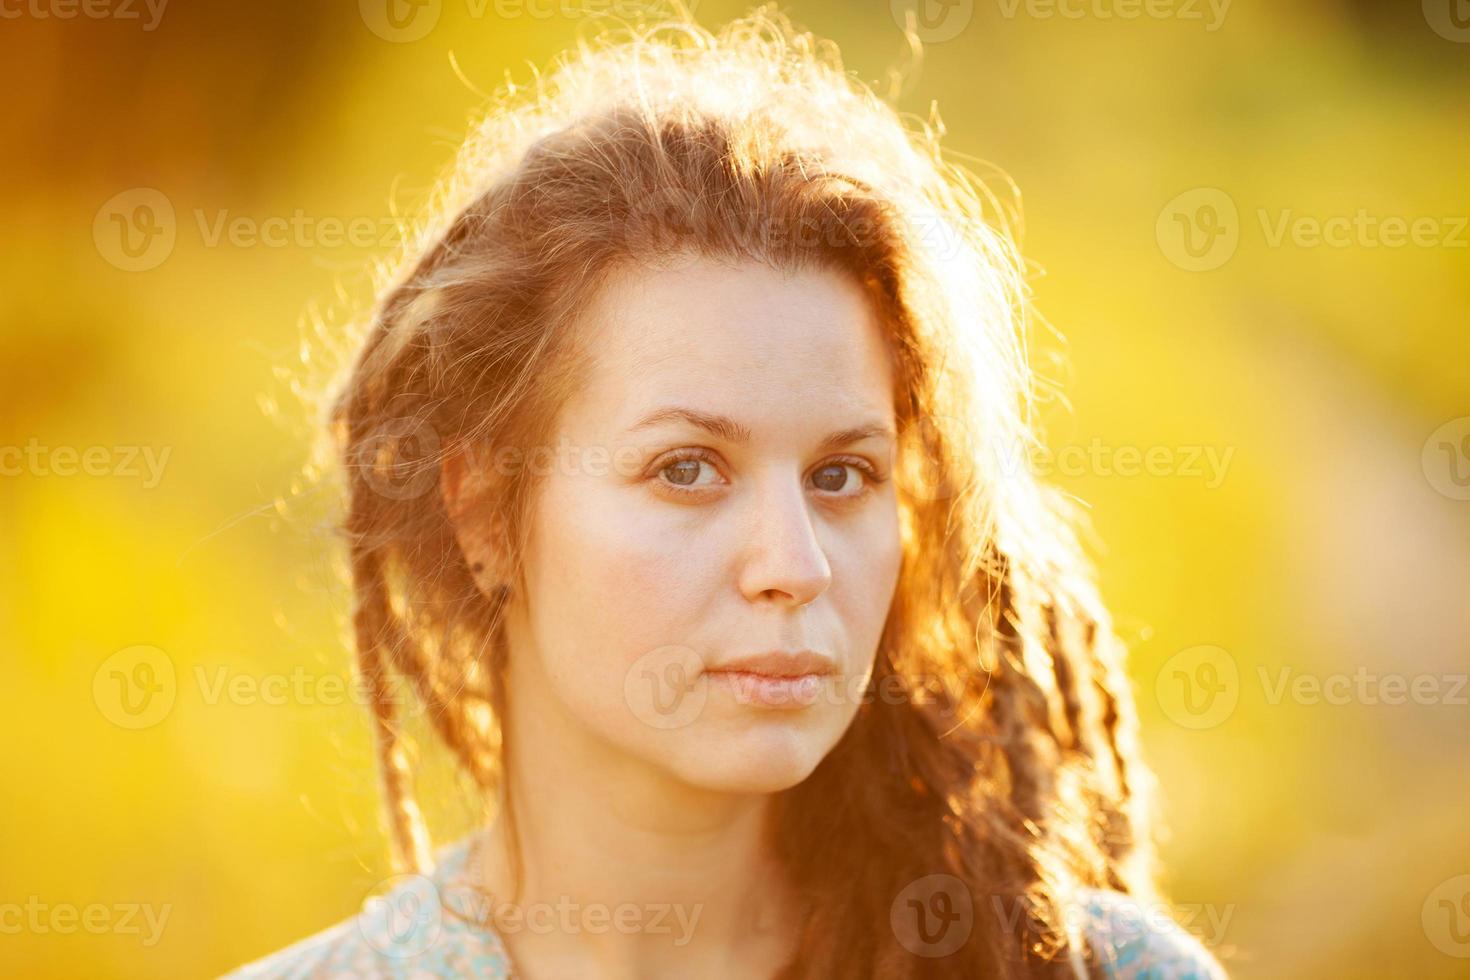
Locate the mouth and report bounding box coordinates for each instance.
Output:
[704,650,837,709]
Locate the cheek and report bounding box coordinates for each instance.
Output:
[524,476,717,707]
[832,502,904,669]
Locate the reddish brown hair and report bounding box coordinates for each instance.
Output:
[323,6,1158,976]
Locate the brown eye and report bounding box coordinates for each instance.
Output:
[663,459,703,486]
[656,453,723,492]
[811,463,860,493]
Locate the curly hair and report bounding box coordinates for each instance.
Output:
[321,5,1160,976]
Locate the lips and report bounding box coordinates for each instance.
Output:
[705,650,837,678]
[704,650,837,709]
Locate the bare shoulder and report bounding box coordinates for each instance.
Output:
[1075,888,1230,980]
[218,839,513,979]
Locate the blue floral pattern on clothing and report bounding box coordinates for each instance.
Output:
[221,838,1228,978]
[1076,887,1229,979]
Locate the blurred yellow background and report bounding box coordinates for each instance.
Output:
[2,1,1467,977]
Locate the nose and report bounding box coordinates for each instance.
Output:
[736,468,833,608]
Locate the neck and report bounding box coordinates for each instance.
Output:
[474,691,797,979]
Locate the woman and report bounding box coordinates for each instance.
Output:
[226,7,1228,978]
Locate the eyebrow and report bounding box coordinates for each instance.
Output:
[627,406,895,452]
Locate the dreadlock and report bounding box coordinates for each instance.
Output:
[320,7,1161,976]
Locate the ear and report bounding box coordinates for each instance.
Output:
[440,444,513,592]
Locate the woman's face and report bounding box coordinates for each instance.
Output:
[496,254,904,794]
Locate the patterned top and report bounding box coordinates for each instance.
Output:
[221,837,1227,979]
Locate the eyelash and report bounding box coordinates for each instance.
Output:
[650,448,888,501]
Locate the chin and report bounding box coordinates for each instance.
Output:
[667,721,841,795]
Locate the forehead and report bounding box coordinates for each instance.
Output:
[567,255,896,432]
